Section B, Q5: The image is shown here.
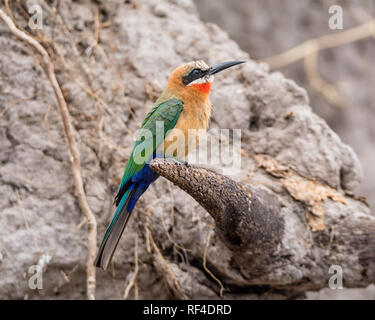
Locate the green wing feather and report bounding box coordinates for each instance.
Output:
[114,98,183,205]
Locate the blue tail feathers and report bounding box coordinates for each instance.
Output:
[94,163,159,269]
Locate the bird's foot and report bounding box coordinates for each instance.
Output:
[183,160,192,168]
[165,157,192,168]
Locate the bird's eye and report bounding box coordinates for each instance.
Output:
[192,69,201,76]
[182,68,204,85]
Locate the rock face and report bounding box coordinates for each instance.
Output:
[0,0,372,299]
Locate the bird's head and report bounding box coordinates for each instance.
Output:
[166,60,245,98]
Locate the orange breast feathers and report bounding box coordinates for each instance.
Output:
[162,99,212,159]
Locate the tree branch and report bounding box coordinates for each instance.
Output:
[150,159,284,262]
[150,158,375,291]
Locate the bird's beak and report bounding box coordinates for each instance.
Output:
[207,60,245,76]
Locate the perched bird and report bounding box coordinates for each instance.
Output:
[94,60,245,269]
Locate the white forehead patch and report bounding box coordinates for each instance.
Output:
[194,60,209,71]
[186,60,213,86]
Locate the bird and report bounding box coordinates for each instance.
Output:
[94,60,245,270]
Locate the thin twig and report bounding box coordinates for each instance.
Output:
[261,18,375,69]
[303,51,346,108]
[143,208,187,299]
[149,233,187,300]
[203,230,224,298]
[0,9,97,300]
[0,94,35,118]
[123,236,139,299]
[85,8,100,57]
[16,189,40,252]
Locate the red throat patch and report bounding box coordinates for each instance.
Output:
[192,82,211,94]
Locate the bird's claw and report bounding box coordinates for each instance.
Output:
[165,157,192,168]
[183,160,192,168]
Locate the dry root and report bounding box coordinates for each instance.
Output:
[0,8,97,300]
